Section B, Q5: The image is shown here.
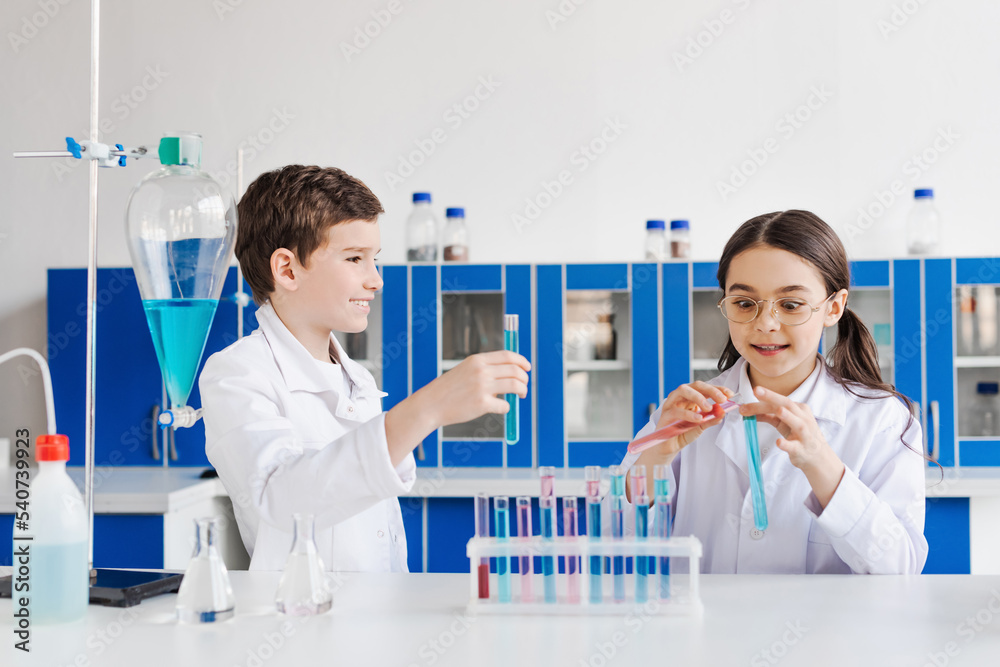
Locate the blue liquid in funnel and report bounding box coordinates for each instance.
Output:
[142,299,218,407]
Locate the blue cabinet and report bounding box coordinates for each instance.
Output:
[45,259,1000,574]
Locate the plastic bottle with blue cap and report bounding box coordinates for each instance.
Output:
[406,192,439,261]
[906,188,940,255]
[442,207,469,261]
[644,219,668,261]
[670,219,691,259]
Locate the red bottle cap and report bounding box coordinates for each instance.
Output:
[36,434,70,461]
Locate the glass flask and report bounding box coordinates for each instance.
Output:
[176,518,235,623]
[125,132,237,408]
[275,514,333,615]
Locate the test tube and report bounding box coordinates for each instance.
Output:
[653,465,672,600]
[585,465,603,604]
[516,496,533,602]
[494,496,511,602]
[539,466,557,603]
[609,465,626,603]
[503,314,519,446]
[632,465,649,604]
[562,496,580,604]
[474,493,490,600]
[743,415,769,531]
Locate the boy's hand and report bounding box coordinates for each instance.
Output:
[426,351,531,427]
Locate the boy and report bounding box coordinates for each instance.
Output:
[200,165,530,571]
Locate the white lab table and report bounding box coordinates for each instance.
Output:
[3,571,1000,666]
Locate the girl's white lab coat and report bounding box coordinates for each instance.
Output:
[619,357,928,574]
[199,303,416,572]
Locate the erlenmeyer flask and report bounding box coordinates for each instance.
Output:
[275,513,333,615]
[125,132,237,408]
[176,517,235,623]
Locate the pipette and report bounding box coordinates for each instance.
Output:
[653,464,672,600]
[494,496,511,602]
[503,315,519,445]
[539,467,557,603]
[743,415,768,531]
[632,465,650,604]
[585,466,602,603]
[474,493,489,599]
[562,496,580,604]
[516,496,533,602]
[627,393,743,455]
[609,465,626,602]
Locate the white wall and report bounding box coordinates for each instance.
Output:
[2,0,999,438]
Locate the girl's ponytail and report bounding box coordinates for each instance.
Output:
[828,307,893,395]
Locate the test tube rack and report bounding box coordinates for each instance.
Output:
[466,536,702,616]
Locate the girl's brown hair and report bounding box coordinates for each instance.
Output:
[715,210,924,455]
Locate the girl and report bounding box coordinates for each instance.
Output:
[622,210,927,574]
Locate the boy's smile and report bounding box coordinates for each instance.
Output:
[271,219,383,362]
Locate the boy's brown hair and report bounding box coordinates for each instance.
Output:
[236,165,384,304]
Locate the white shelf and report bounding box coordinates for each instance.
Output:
[442,359,464,370]
[691,358,718,371]
[956,356,1000,368]
[565,360,630,372]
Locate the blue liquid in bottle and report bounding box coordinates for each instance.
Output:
[143,298,219,406]
[504,327,519,445]
[31,541,88,624]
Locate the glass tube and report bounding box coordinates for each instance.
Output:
[539,466,556,603]
[563,496,580,604]
[609,465,625,602]
[504,314,519,445]
[632,465,649,604]
[654,465,672,600]
[516,496,533,602]
[474,493,490,599]
[494,496,511,602]
[585,465,602,603]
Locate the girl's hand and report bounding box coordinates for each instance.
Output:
[643,382,735,458]
[738,385,845,507]
[628,382,734,502]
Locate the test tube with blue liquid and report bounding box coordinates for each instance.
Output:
[539,467,557,603]
[563,496,580,604]
[503,314,519,445]
[609,465,626,602]
[494,496,511,602]
[516,496,533,602]
[585,465,602,603]
[631,465,650,604]
[654,464,672,600]
[743,415,768,531]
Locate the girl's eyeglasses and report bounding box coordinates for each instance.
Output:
[717,293,836,326]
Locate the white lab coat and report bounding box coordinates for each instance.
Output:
[199,302,416,572]
[618,357,928,574]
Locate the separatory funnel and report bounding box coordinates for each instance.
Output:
[125,133,237,426]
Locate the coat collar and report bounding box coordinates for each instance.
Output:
[254,302,380,397]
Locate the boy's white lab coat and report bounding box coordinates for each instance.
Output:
[619,357,928,574]
[199,303,416,572]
